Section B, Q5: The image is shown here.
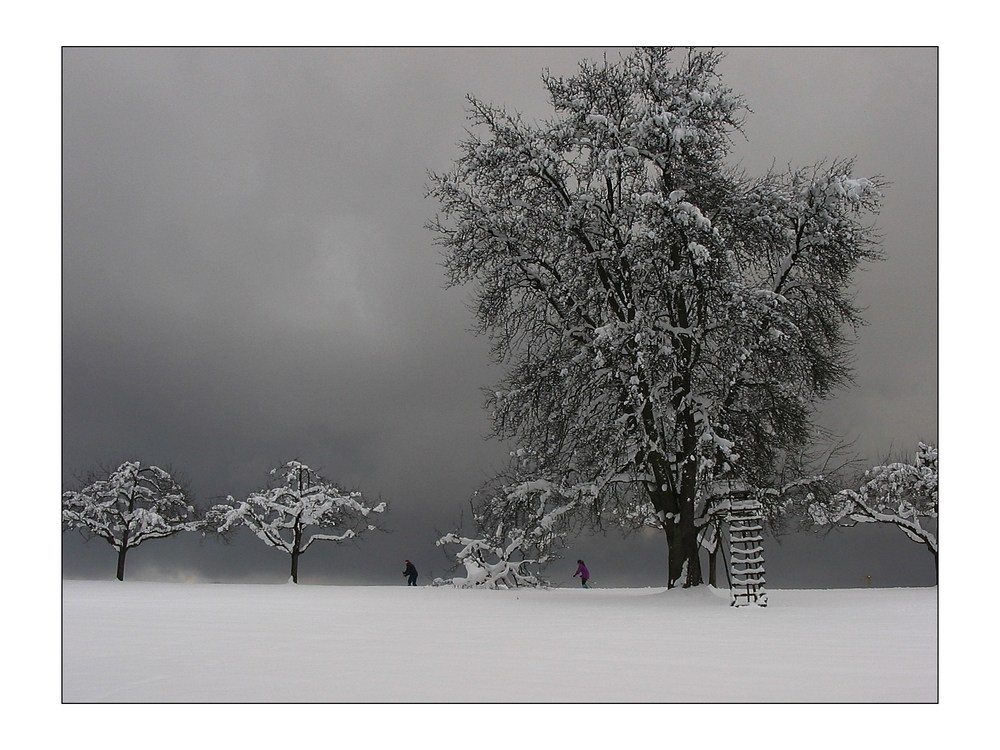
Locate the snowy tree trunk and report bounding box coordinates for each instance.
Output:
[667,463,703,588]
[667,512,702,587]
[647,460,703,588]
[290,516,303,584]
[117,489,135,581]
[662,526,676,587]
[116,513,131,581]
[659,503,702,588]
[115,544,128,582]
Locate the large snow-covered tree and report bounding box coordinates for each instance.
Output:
[810,443,938,574]
[62,461,198,581]
[207,461,386,583]
[428,47,884,587]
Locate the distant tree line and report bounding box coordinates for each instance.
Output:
[63,443,936,588]
[62,459,387,583]
[430,441,939,589]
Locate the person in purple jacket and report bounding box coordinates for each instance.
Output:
[573,559,590,588]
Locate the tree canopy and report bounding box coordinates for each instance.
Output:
[208,460,386,583]
[428,47,884,586]
[62,461,197,581]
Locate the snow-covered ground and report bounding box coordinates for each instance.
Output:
[62,580,935,703]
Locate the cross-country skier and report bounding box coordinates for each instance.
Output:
[573,559,590,588]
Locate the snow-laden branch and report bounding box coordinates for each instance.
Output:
[809,443,938,565]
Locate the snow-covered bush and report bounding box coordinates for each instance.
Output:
[207,460,386,583]
[62,461,198,581]
[435,476,594,589]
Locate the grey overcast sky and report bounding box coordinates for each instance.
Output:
[60,47,937,588]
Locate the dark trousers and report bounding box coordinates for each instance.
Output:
[407,575,418,586]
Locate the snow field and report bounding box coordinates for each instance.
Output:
[62,581,935,703]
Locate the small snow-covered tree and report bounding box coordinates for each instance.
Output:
[428,47,884,587]
[207,461,386,583]
[62,461,198,581]
[435,469,594,588]
[809,443,938,574]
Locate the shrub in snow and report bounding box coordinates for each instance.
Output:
[62,461,198,581]
[435,472,593,588]
[207,460,386,584]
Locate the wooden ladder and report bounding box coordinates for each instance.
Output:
[728,495,768,607]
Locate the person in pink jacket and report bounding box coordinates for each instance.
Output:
[573,559,590,588]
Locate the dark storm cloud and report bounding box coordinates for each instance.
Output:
[62,47,937,587]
